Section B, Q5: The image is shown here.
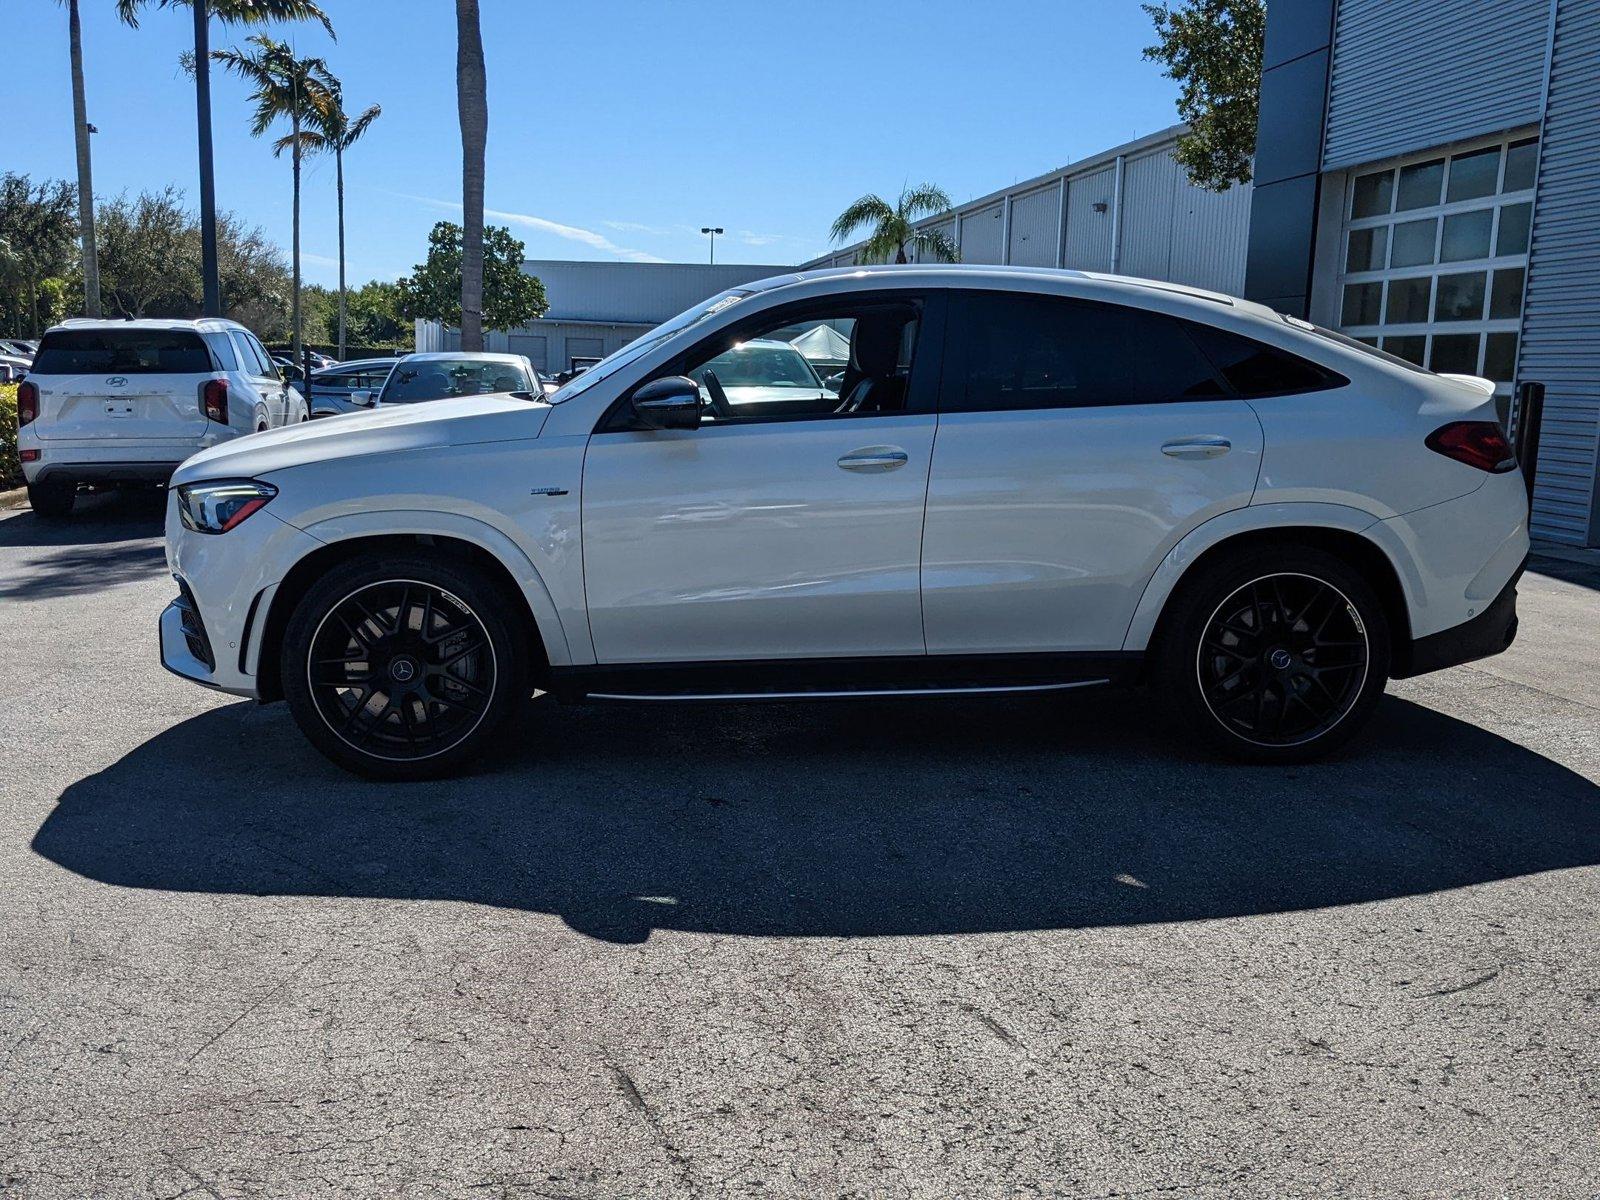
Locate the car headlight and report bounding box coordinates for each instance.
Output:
[176,479,278,534]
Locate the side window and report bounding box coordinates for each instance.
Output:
[204,331,238,372]
[229,331,261,374]
[246,334,276,376]
[1182,322,1347,398]
[944,293,1227,413]
[613,297,925,429]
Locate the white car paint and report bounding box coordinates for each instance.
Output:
[160,265,1528,740]
[19,317,303,492]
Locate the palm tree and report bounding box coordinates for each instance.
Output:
[278,82,380,359]
[213,34,335,364]
[829,184,960,264]
[116,0,333,317]
[64,0,101,316]
[456,0,487,352]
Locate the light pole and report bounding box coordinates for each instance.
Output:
[700,226,723,265]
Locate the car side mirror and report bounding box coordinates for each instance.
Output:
[351,389,376,409]
[631,376,702,431]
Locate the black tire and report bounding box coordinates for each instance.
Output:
[281,551,529,780]
[27,479,76,519]
[1152,544,1390,764]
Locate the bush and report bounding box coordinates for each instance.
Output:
[0,383,19,491]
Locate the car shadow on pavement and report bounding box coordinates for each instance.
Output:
[33,689,1600,943]
[0,491,168,601]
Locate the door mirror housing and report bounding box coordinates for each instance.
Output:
[350,389,376,409]
[631,376,702,430]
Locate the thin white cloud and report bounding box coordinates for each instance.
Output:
[395,192,667,263]
[601,219,685,237]
[301,252,341,268]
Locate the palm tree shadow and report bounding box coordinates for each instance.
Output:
[32,691,1600,943]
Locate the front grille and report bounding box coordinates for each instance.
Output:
[174,578,216,672]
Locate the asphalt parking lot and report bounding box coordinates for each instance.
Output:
[1,492,1597,1198]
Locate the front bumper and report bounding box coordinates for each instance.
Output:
[1394,559,1523,678]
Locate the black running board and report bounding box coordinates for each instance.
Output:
[546,653,1140,703]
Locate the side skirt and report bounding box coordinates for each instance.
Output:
[546,652,1142,703]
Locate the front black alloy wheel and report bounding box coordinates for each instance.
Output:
[282,553,528,779]
[1155,546,1390,763]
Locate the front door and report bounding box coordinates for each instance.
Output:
[920,290,1266,654]
[581,293,941,665]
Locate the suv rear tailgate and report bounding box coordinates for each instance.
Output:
[28,326,217,442]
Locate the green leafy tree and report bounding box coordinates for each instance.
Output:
[212,33,337,363]
[397,222,547,333]
[278,78,380,359]
[829,184,959,264]
[96,187,198,317]
[0,174,79,335]
[345,279,409,348]
[1143,0,1265,192]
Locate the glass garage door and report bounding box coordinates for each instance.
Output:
[1337,133,1537,398]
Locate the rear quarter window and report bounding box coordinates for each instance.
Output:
[1181,322,1348,398]
[31,329,215,375]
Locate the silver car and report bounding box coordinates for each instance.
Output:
[306,358,401,419]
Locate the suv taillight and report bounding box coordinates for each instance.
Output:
[16,380,39,427]
[201,378,229,424]
[1425,421,1517,473]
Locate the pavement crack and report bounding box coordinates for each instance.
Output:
[1424,969,1500,998]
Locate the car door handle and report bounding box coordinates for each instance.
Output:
[1161,435,1232,459]
[837,446,909,472]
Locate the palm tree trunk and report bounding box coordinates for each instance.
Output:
[27,277,39,338]
[336,145,347,359]
[456,0,487,352]
[67,0,100,318]
[291,110,302,365]
[191,0,221,316]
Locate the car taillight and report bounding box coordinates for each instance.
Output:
[201,378,228,424]
[1425,421,1517,473]
[16,380,39,426]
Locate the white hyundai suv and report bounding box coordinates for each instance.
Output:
[17,317,307,517]
[159,266,1529,778]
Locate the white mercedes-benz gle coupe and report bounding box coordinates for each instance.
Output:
[159,266,1529,779]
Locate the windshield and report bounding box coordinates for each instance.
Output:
[546,287,755,404]
[380,357,533,404]
[693,343,823,389]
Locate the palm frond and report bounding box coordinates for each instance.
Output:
[829,194,895,244]
[272,129,328,158]
[116,0,336,39]
[342,103,381,147]
[899,183,953,221]
[907,227,960,263]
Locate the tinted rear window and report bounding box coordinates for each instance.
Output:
[1182,323,1347,398]
[31,329,214,375]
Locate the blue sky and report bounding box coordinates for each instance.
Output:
[11,0,1185,287]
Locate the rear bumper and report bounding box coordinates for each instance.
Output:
[1395,559,1523,678]
[30,460,183,487]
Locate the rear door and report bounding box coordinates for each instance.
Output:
[228,330,284,429]
[920,290,1265,654]
[26,327,213,443]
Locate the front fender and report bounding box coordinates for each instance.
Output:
[1120,502,1422,652]
[297,508,580,667]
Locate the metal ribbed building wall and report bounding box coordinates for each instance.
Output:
[1518,0,1600,544]
[807,127,1252,297]
[1322,0,1552,170]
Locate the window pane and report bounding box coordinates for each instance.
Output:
[204,331,238,372]
[1483,332,1519,383]
[1381,335,1427,366]
[1183,323,1341,398]
[1497,202,1532,255]
[1503,138,1538,192]
[1390,218,1437,267]
[31,328,213,375]
[1429,333,1481,374]
[1440,209,1494,262]
[1490,267,1526,319]
[1384,277,1432,325]
[1342,282,1382,326]
[950,296,1224,411]
[1447,146,1501,202]
[1396,159,1445,210]
[1434,272,1487,321]
[1346,226,1387,272]
[1351,170,1394,218]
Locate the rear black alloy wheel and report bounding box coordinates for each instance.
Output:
[1196,573,1369,748]
[307,579,497,763]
